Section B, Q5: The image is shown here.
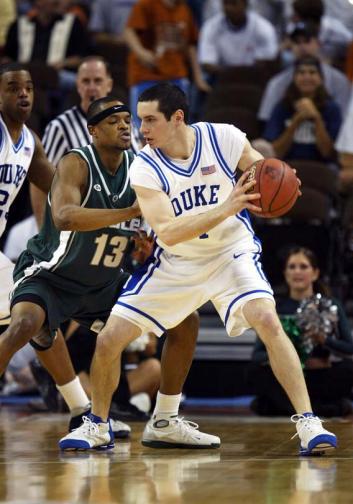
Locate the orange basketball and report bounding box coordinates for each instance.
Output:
[246,158,299,218]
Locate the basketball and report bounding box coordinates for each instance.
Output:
[246,158,299,218]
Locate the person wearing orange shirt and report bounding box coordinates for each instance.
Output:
[124,0,210,124]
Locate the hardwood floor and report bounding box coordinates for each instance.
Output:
[0,408,351,503]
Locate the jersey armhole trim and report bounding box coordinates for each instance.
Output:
[205,123,235,181]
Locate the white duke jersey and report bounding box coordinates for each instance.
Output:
[0,114,35,238]
[129,122,262,258]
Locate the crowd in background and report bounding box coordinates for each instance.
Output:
[1,0,353,418]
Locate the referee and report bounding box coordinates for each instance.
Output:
[42,55,141,165]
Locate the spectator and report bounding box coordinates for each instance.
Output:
[258,22,351,123]
[198,0,278,73]
[335,89,353,233]
[289,0,353,62]
[124,0,210,123]
[345,42,353,82]
[0,0,15,51]
[323,0,353,33]
[250,246,353,418]
[89,0,137,45]
[3,0,90,90]
[262,56,341,162]
[42,55,113,166]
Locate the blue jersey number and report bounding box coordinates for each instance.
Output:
[0,189,9,218]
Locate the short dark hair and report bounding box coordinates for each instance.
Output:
[0,62,31,78]
[293,0,323,24]
[138,82,189,122]
[78,55,112,77]
[87,95,122,123]
[289,21,319,42]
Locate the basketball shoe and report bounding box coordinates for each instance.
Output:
[69,407,131,439]
[59,414,114,451]
[141,416,221,449]
[291,413,337,455]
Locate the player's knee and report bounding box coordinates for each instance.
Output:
[95,328,124,360]
[250,309,280,335]
[5,314,40,350]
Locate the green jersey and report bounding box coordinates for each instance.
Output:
[16,144,141,291]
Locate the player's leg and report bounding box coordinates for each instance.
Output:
[141,311,220,449]
[34,326,131,439]
[59,313,220,451]
[0,301,46,375]
[242,298,337,455]
[59,315,140,450]
[35,329,90,414]
[244,299,311,413]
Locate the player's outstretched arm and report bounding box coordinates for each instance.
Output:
[51,153,140,232]
[134,174,261,247]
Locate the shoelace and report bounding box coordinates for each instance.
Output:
[77,416,100,436]
[173,417,201,440]
[290,414,324,440]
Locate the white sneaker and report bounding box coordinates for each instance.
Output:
[291,414,337,455]
[110,419,131,439]
[141,416,221,449]
[59,415,114,451]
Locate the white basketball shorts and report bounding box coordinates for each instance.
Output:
[0,252,14,325]
[112,246,274,337]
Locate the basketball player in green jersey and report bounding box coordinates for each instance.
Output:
[1,97,198,445]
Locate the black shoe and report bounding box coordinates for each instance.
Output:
[68,408,131,439]
[110,401,150,422]
[29,358,60,412]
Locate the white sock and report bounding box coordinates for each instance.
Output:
[153,391,182,420]
[56,376,90,414]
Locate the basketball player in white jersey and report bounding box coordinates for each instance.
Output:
[0,63,53,323]
[60,83,337,455]
[0,63,108,433]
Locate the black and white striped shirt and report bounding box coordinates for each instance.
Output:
[42,105,141,165]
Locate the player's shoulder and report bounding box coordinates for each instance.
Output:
[194,121,243,139]
[135,143,156,163]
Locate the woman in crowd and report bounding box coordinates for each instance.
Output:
[250,246,353,417]
[262,56,341,162]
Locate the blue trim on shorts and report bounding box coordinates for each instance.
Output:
[252,253,271,287]
[115,300,166,333]
[224,289,273,328]
[206,123,235,181]
[138,152,170,194]
[120,246,163,297]
[236,210,262,254]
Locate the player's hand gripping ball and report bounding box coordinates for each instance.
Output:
[246,158,300,218]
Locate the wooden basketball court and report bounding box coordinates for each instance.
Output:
[0,407,351,503]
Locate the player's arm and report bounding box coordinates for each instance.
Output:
[237,139,264,172]
[27,133,56,226]
[133,172,261,247]
[51,153,140,231]
[28,132,55,192]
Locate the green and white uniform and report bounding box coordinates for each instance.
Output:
[11,144,141,348]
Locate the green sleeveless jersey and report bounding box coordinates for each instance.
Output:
[23,144,141,290]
